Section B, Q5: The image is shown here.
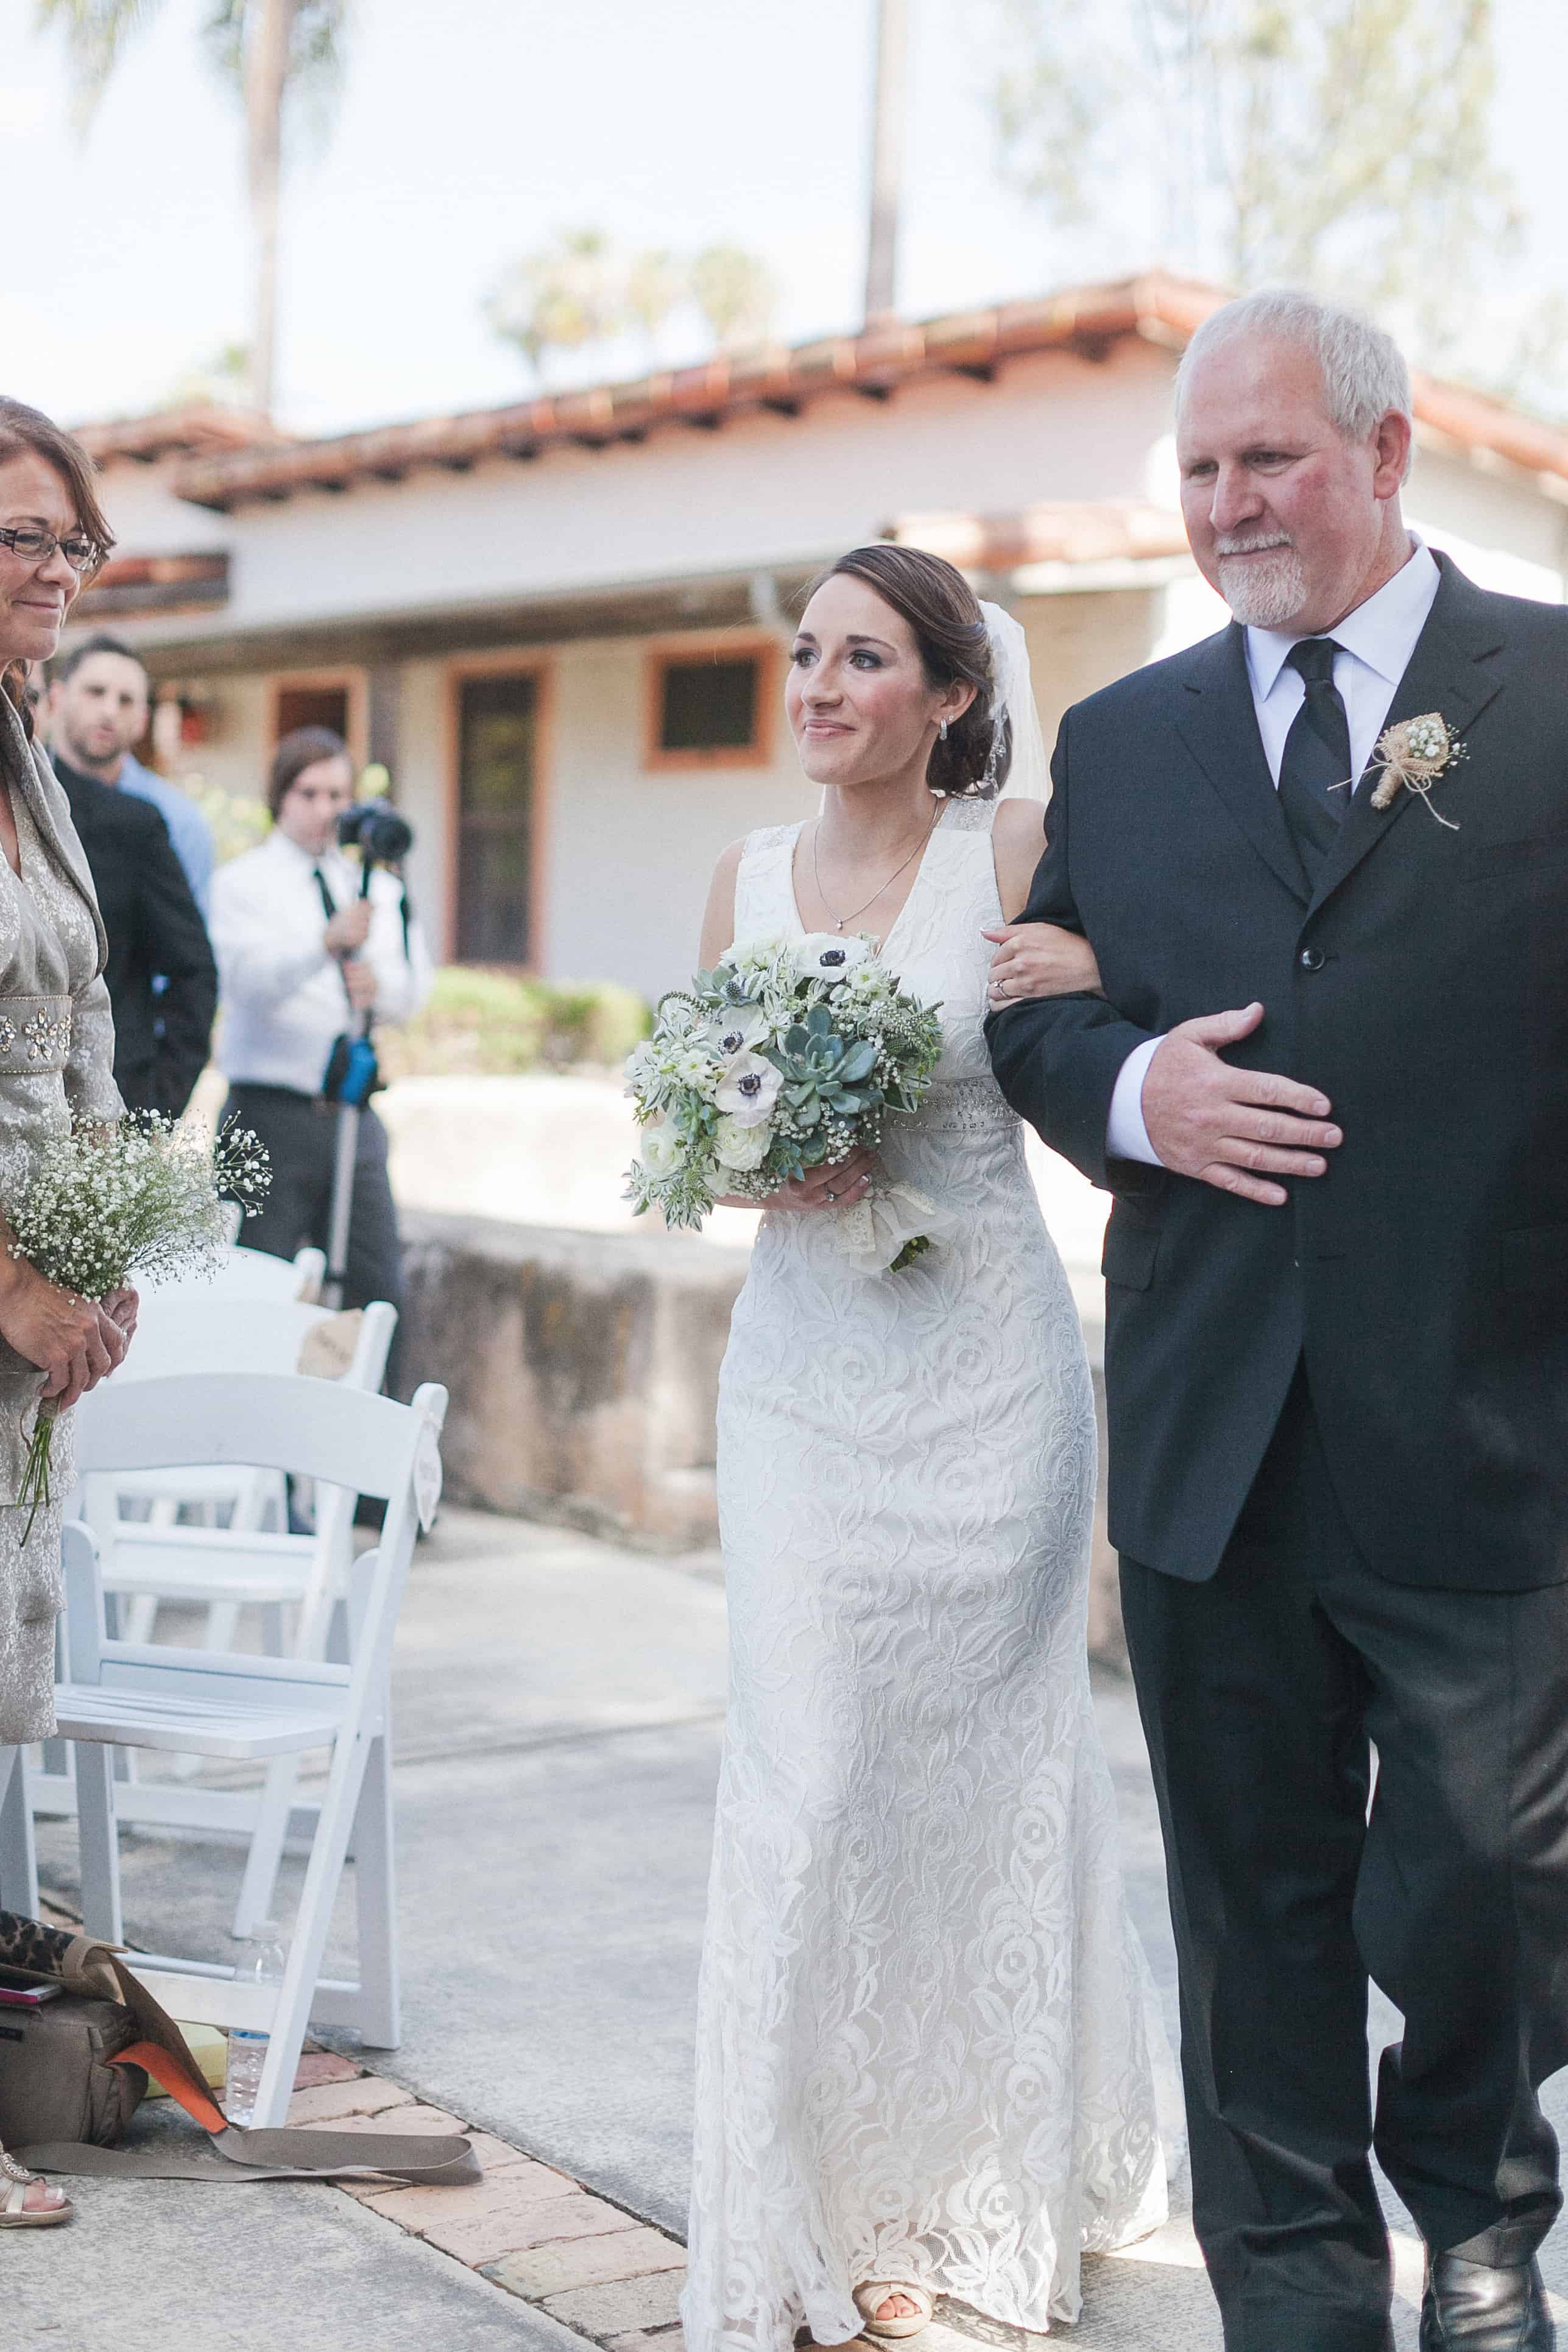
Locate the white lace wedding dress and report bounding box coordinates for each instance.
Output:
[683,796,1168,2352]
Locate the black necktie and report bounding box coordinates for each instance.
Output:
[1277,638,1351,881]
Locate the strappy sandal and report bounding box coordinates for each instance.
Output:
[853,2283,934,2341]
[0,2145,72,2226]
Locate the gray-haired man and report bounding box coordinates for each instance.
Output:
[990,292,1568,2350]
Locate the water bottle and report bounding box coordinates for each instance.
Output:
[224,1922,286,2128]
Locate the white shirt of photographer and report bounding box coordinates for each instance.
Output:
[209,830,433,1092]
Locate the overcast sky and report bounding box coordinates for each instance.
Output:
[6,0,1567,438]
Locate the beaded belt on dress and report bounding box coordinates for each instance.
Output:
[916,1077,1018,1137]
[0,997,72,1076]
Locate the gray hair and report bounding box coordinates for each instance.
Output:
[1176,288,1414,480]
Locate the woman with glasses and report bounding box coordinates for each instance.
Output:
[0,398,138,2226]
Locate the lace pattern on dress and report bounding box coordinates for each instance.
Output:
[685,805,1165,2352]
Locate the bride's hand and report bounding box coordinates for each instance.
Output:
[717,1146,877,1215]
[984,922,1103,1006]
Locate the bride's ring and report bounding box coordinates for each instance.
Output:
[825,1188,838,1202]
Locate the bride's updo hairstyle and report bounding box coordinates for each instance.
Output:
[807,544,1012,798]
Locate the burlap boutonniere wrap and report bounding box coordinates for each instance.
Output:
[1357,712,1469,830]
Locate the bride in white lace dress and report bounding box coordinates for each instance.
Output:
[683,547,1167,2352]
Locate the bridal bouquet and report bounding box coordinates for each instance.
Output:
[624,933,948,1273]
[7,1114,272,1533]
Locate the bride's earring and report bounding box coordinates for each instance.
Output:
[938,719,949,740]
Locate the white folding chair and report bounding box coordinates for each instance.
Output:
[85,1294,397,1650]
[54,1372,444,2125]
[142,1243,326,1305]
[36,1307,401,1933]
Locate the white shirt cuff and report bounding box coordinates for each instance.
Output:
[1106,1036,1165,1167]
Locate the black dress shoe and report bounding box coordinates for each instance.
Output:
[1420,2251,1555,2349]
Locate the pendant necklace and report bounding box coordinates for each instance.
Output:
[811,801,944,932]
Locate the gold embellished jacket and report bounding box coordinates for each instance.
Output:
[0,693,123,1506]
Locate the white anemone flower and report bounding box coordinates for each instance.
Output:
[712,1115,771,1172]
[707,1005,770,1062]
[714,1052,783,1128]
[793,933,871,983]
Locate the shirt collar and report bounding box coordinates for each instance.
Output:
[1246,539,1441,701]
[267,827,341,876]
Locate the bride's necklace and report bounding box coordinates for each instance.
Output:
[810,800,944,933]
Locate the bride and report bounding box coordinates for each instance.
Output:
[682,544,1169,2352]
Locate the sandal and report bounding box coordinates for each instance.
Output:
[0,2146,72,2227]
[853,2283,934,2341]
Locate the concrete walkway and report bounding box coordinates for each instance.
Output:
[30,1506,1568,2351]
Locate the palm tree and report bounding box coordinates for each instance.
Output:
[37,0,346,415]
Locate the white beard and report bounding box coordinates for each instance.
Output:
[1216,543,1310,629]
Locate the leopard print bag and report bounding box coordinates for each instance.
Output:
[0,1911,148,2147]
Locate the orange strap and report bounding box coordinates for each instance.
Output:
[111,2039,228,2135]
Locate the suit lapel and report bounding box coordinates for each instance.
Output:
[1172,624,1311,906]
[1307,554,1505,916]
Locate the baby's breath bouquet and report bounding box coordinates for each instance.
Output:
[7,1114,271,1532]
[624,933,949,1274]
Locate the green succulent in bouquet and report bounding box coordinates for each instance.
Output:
[624,934,946,1270]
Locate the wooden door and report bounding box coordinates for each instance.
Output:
[456,672,537,964]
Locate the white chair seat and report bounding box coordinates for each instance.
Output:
[54,1682,344,1759]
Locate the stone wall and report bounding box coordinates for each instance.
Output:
[398,1210,747,1551]
[398,1208,1126,1664]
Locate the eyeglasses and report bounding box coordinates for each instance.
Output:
[0,526,104,575]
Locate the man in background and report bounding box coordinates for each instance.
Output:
[47,634,214,911]
[45,645,217,1118]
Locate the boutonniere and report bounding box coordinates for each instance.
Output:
[1361,712,1469,830]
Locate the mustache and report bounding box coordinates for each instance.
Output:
[1215,532,1294,557]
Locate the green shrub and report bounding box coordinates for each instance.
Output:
[382,969,652,1079]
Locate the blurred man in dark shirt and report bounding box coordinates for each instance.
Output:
[47,746,216,1119]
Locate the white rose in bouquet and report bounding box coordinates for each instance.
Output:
[713,1115,771,1173]
[715,1052,783,1128]
[793,933,872,984]
[637,1119,684,1177]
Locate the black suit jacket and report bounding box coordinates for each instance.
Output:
[53,760,217,1120]
[987,554,1568,1591]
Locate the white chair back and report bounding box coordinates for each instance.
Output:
[113,1295,395,1391]
[143,1244,326,1304]
[74,1374,437,1693]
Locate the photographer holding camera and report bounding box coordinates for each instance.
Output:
[209,727,431,1332]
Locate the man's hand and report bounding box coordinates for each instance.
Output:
[1141,1003,1341,1207]
[342,959,378,1013]
[324,902,372,956]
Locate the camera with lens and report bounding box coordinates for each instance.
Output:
[337,797,413,867]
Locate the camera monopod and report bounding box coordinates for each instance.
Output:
[320,796,414,1311]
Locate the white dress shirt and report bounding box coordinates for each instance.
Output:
[1106,541,1441,1166]
[210,829,433,1092]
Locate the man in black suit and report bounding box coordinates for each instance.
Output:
[988,290,1568,2351]
[48,750,216,1118]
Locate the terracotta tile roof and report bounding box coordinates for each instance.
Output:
[71,550,230,619]
[887,501,1191,571]
[92,272,1568,515]
[168,272,1221,513]
[71,405,287,467]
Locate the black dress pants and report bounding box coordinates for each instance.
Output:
[222,1084,405,1382]
[1120,1368,1568,2352]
